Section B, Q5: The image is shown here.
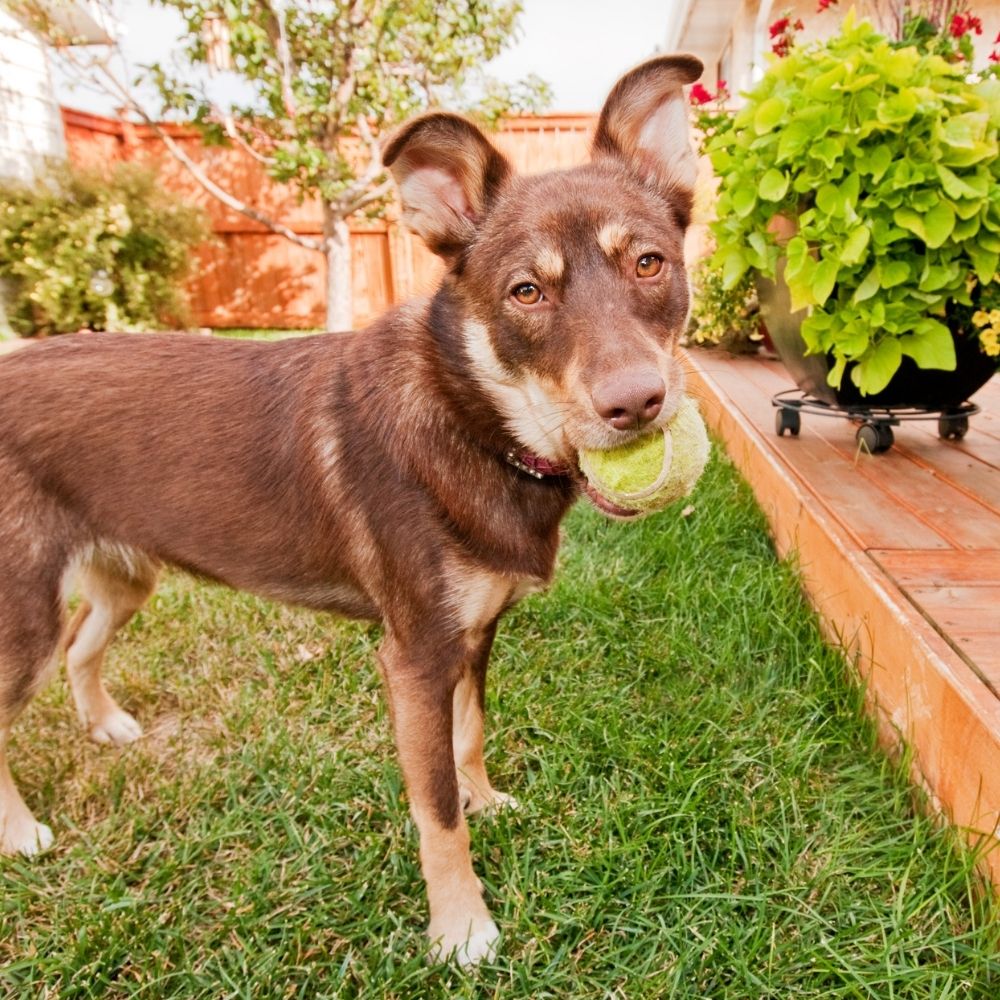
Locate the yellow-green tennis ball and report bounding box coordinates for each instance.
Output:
[580,396,710,518]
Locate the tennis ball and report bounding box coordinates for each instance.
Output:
[579,396,709,518]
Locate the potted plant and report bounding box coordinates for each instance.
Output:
[706,7,1000,410]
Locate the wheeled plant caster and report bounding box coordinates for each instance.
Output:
[938,412,969,441]
[770,388,979,455]
[775,407,801,437]
[856,421,894,454]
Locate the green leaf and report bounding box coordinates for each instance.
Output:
[953,215,981,240]
[721,247,749,289]
[922,201,955,248]
[839,225,870,266]
[876,91,918,126]
[826,352,848,389]
[812,258,838,307]
[816,183,842,217]
[856,337,903,395]
[893,208,926,241]
[966,244,999,284]
[852,263,880,303]
[940,112,988,150]
[898,319,956,370]
[732,187,757,218]
[754,97,789,135]
[777,122,812,162]
[934,164,988,200]
[881,261,911,287]
[759,168,789,202]
[858,145,893,182]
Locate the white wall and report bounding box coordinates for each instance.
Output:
[0,6,66,185]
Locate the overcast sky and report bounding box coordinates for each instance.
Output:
[53,0,684,116]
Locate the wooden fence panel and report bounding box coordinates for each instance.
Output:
[61,108,597,329]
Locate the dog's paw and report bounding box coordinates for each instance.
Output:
[428,916,499,968]
[460,783,520,817]
[90,707,143,746]
[486,791,519,813]
[0,816,54,858]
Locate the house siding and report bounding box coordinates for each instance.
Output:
[0,6,66,184]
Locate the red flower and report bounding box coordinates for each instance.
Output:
[995,31,1000,43]
[772,37,791,57]
[949,13,981,37]
[769,17,790,37]
[689,83,713,105]
[794,18,804,30]
[991,50,1000,62]
[817,0,838,10]
[717,80,729,98]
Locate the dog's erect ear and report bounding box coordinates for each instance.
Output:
[383,112,513,257]
[592,55,703,199]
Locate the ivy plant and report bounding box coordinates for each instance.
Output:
[708,11,1000,395]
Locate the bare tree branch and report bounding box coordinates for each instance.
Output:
[87,61,323,252]
[217,112,279,168]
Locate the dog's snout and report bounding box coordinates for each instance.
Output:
[592,369,665,431]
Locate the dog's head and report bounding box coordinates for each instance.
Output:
[384,55,702,510]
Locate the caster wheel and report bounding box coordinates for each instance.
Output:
[775,407,801,437]
[938,413,969,440]
[856,422,893,454]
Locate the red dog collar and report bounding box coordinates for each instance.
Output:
[504,449,573,479]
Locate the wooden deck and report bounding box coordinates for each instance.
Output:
[687,350,1000,884]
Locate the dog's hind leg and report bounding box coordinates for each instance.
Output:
[452,620,518,816]
[0,564,65,856]
[63,547,160,747]
[379,631,499,967]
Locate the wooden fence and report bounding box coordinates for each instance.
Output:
[61,108,598,330]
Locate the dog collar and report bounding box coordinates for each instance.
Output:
[504,449,573,480]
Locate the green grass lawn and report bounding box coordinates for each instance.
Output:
[1,448,997,998]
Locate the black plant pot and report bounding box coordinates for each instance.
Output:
[832,327,997,408]
[757,266,998,409]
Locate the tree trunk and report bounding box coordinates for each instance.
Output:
[323,205,353,332]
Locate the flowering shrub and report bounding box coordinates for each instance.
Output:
[0,164,208,335]
[686,258,763,353]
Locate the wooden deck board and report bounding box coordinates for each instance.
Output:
[686,348,1000,885]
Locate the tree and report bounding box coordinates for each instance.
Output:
[15,0,550,330]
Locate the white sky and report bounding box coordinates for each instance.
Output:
[53,0,686,116]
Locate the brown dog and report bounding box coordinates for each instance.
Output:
[0,55,702,964]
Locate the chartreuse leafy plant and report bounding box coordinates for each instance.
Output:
[709,11,1000,395]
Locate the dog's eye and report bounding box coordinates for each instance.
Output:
[512,283,543,305]
[636,254,664,278]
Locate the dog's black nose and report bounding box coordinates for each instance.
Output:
[592,370,665,430]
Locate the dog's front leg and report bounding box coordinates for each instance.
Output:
[379,631,499,967]
[453,621,518,816]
